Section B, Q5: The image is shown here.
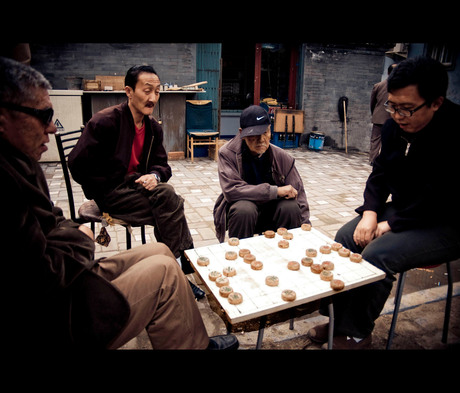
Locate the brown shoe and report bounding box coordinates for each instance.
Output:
[321,334,372,350]
[307,323,330,343]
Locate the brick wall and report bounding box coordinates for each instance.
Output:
[30,43,196,90]
[301,44,390,152]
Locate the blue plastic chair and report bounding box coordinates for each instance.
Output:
[186,100,219,162]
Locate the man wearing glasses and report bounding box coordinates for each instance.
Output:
[308,56,460,349]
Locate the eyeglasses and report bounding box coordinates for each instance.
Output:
[0,102,54,125]
[384,100,427,117]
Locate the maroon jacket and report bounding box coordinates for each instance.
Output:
[69,101,171,201]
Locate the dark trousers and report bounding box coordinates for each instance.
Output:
[322,203,460,338]
[227,199,302,239]
[96,179,193,260]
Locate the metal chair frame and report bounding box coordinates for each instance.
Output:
[386,261,453,349]
[54,128,145,249]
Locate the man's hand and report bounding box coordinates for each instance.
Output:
[375,220,391,238]
[353,211,391,248]
[135,174,159,191]
[277,185,298,199]
[353,211,378,248]
[78,224,94,240]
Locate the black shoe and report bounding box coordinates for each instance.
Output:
[207,334,239,350]
[189,280,205,300]
[180,250,195,275]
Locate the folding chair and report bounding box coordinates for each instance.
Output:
[386,261,453,349]
[54,128,145,249]
[186,100,219,162]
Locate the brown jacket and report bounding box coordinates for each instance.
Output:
[0,138,129,349]
[213,133,310,242]
[370,79,392,125]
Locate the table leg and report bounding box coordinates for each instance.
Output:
[289,308,295,330]
[327,297,334,349]
[256,315,267,349]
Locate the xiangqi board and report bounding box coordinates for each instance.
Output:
[185,227,385,324]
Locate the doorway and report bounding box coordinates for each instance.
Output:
[220,42,300,137]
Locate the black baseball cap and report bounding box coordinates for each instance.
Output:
[240,105,270,137]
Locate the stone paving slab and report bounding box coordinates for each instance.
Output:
[43,148,372,257]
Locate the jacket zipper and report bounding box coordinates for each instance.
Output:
[400,136,411,156]
[145,133,154,173]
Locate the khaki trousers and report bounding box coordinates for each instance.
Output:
[92,243,209,349]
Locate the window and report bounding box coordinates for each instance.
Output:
[221,42,255,110]
[426,44,457,69]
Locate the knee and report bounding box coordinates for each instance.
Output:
[276,199,300,217]
[153,242,176,259]
[334,216,361,251]
[156,183,176,198]
[334,224,350,243]
[135,242,175,260]
[228,200,258,219]
[152,183,184,209]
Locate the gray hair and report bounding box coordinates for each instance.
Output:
[0,56,52,105]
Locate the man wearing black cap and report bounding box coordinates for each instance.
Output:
[213,105,310,242]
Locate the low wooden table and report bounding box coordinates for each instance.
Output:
[185,227,385,349]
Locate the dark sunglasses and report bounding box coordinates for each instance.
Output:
[0,101,54,125]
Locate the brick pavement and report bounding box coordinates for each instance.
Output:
[43,148,372,259]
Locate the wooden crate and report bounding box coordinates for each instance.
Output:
[83,79,101,91]
[274,109,304,133]
[168,151,185,160]
[208,139,227,158]
[95,75,125,91]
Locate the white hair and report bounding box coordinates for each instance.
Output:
[0,56,52,105]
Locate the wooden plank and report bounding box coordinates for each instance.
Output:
[185,227,385,324]
[273,109,304,134]
[159,93,186,153]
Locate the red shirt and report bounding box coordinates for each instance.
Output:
[127,123,145,174]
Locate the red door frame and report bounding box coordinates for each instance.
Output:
[253,43,298,108]
[253,43,262,105]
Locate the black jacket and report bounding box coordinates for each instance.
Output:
[356,99,460,231]
[69,102,171,201]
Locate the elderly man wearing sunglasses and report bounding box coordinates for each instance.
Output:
[0,56,238,351]
[0,93,55,161]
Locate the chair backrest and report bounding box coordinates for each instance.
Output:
[186,100,213,131]
[54,128,84,221]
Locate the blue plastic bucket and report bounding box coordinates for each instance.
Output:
[308,132,325,151]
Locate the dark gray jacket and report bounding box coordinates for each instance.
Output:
[213,132,310,242]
